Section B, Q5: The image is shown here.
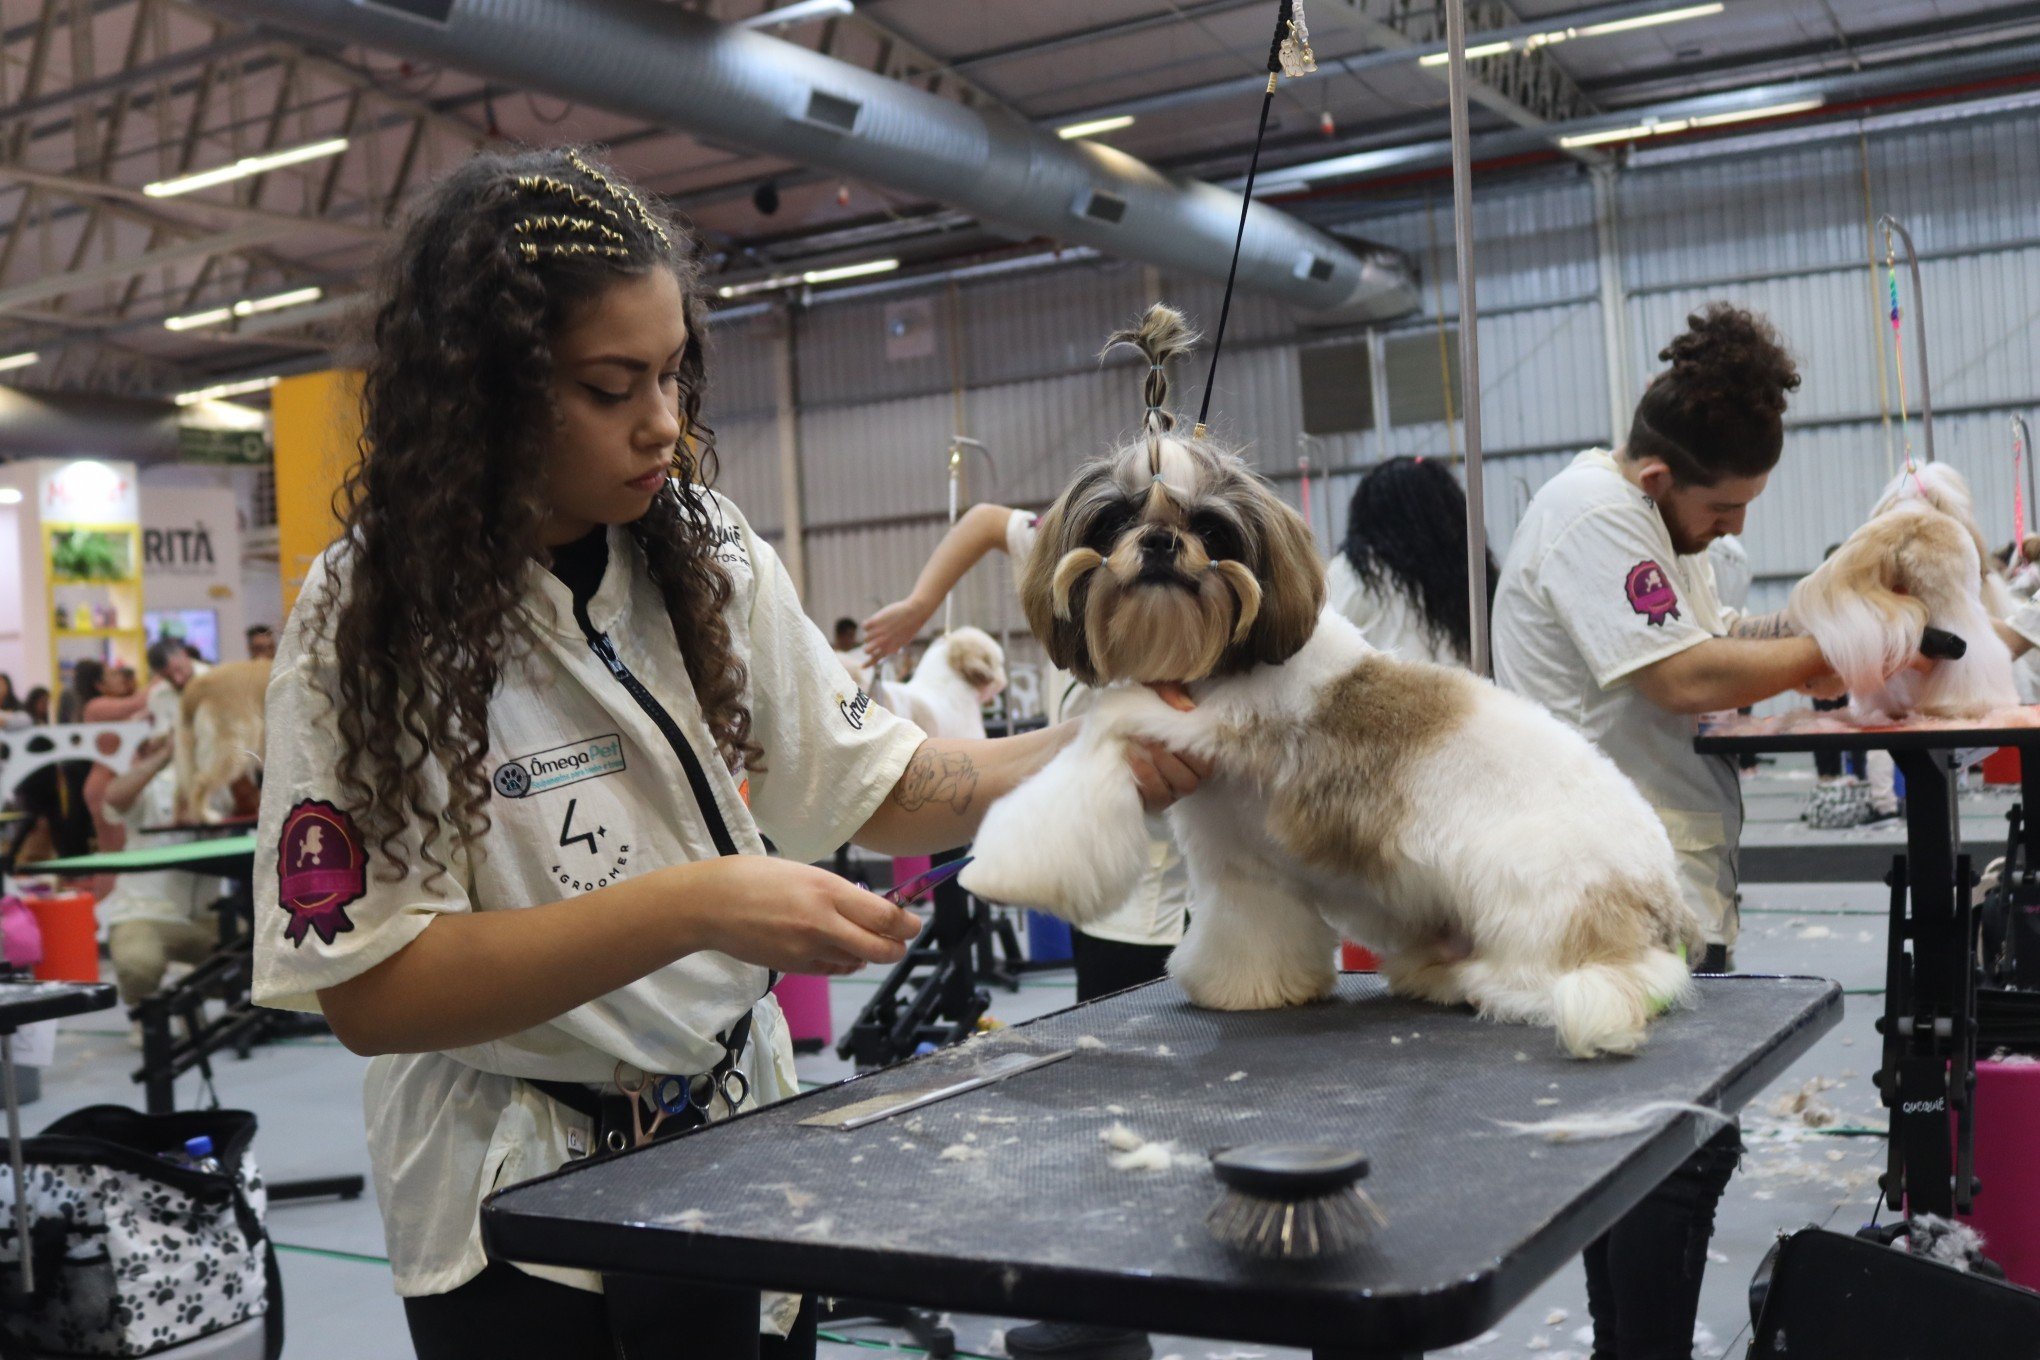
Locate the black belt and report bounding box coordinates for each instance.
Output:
[529,1003,759,1156]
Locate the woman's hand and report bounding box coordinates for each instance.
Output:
[862,595,936,665]
[683,858,921,976]
[1129,681,1212,812]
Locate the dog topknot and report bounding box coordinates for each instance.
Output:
[1102,304,1201,434]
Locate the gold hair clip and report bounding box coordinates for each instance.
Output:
[512,174,627,225]
[518,240,632,261]
[514,214,628,246]
[565,150,671,249]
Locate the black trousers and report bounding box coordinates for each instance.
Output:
[1070,930,1174,1003]
[404,1260,817,1360]
[1582,1124,1744,1360]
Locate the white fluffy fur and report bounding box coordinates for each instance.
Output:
[874,627,1007,741]
[173,658,270,823]
[1871,463,2018,619]
[1788,488,2019,723]
[964,612,1700,1058]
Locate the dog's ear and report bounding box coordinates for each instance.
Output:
[1235,476,1325,666]
[953,640,1005,695]
[1022,477,1105,685]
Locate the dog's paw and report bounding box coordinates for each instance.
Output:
[960,742,1148,921]
[1171,951,1335,1011]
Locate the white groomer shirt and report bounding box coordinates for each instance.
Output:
[1492,449,1743,947]
[1325,554,1463,667]
[252,492,925,1297]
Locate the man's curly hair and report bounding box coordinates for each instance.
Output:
[1629,303,1801,486]
[310,147,757,881]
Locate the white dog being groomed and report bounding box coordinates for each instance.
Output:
[1787,471,2019,723]
[960,306,1702,1058]
[875,626,1007,741]
[174,658,271,823]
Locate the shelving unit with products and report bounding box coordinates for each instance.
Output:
[43,522,145,690]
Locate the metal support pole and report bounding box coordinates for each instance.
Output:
[4,1031,31,1295]
[772,304,808,598]
[2016,415,2035,540]
[1445,0,1489,676]
[1879,214,1935,464]
[1591,164,1632,447]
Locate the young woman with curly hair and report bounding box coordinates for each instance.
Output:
[250,148,1208,1360]
[1329,455,1497,667]
[1493,305,1856,1360]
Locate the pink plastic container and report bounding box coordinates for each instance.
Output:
[1960,1058,2040,1290]
[773,972,833,1049]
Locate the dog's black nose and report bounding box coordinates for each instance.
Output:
[1140,528,1177,563]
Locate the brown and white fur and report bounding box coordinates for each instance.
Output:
[1869,463,2019,620]
[1787,472,2019,723]
[960,307,1700,1058]
[876,627,1007,741]
[174,658,271,823]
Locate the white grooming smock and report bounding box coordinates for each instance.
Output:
[1325,554,1462,666]
[98,767,213,929]
[1004,509,1184,947]
[252,492,926,1298]
[1492,448,1742,947]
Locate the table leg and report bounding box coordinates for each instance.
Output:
[1886,749,1968,1218]
[4,1031,31,1297]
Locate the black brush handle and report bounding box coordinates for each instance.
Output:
[1920,626,1968,661]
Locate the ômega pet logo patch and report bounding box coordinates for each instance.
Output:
[494,733,626,799]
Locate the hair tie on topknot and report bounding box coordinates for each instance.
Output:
[1102,304,1202,445]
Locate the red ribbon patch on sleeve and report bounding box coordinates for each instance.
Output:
[277,798,368,947]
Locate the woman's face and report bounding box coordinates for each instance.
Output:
[103,668,136,698]
[537,268,690,549]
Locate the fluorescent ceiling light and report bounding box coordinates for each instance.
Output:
[175,375,280,406]
[144,137,349,198]
[1419,40,1517,66]
[0,488,22,505]
[1688,97,1825,128]
[164,286,324,332]
[1574,3,1724,38]
[802,257,898,284]
[1056,115,1137,140]
[1559,96,1823,148]
[164,307,234,332]
[0,350,40,372]
[737,0,852,28]
[716,256,901,298]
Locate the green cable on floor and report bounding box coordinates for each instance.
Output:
[817,1331,998,1359]
[274,1242,392,1267]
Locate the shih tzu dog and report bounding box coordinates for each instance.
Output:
[1786,465,2018,723]
[877,626,1008,741]
[1868,462,2019,620]
[960,306,1701,1058]
[174,657,271,823]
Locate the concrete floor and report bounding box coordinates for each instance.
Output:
[16,764,1941,1360]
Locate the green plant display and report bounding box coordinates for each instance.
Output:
[51,529,131,581]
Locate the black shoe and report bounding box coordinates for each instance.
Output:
[1004,1321,1153,1360]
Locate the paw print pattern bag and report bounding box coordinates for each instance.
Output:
[0,1106,282,1359]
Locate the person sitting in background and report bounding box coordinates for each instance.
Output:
[82,665,153,880]
[1328,455,1497,668]
[245,624,277,661]
[98,735,218,1023]
[56,657,104,725]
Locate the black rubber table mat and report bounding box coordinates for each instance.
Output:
[0,980,117,1030]
[485,974,1840,1353]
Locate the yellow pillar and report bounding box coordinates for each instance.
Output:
[271,370,364,615]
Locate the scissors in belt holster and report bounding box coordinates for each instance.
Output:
[611,1061,752,1148]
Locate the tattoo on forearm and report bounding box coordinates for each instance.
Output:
[892,748,979,816]
[1730,611,1799,640]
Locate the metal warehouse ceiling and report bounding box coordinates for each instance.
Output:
[2,0,2037,402]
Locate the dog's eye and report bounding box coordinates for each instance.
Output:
[1086,502,1137,551]
[1189,511,1243,562]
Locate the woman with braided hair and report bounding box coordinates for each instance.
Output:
[250,148,1209,1359]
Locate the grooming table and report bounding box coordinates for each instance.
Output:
[1697,715,2040,1220]
[22,837,363,1204]
[484,974,1839,1359]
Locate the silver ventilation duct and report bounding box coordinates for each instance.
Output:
[209,0,1417,321]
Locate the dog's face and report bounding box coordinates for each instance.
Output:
[1022,436,1325,685]
[941,627,1008,704]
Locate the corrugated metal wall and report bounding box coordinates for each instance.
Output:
[700,103,2040,671]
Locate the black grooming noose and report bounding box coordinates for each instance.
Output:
[1195,0,1313,436]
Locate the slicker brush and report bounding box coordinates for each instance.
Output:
[1205,1144,1385,1259]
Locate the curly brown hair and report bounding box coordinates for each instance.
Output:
[1629,303,1801,486]
[310,147,757,881]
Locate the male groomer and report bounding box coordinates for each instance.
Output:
[1493,305,1842,1360]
